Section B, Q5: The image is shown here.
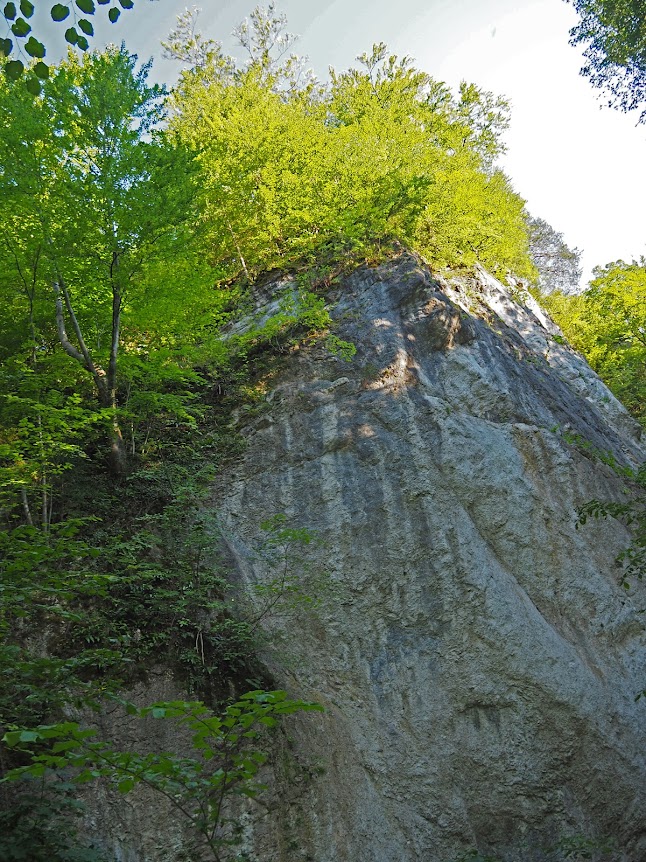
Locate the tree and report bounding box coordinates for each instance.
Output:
[168,16,533,280]
[162,6,235,73]
[526,213,582,294]
[542,257,646,424]
[567,0,646,121]
[0,46,197,475]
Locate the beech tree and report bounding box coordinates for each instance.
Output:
[567,0,646,121]
[168,16,533,280]
[542,258,646,424]
[0,45,197,475]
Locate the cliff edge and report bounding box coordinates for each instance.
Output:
[216,254,646,862]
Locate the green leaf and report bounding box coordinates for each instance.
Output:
[24,74,41,94]
[24,36,45,57]
[33,60,49,78]
[50,3,70,21]
[18,729,40,742]
[77,17,93,35]
[0,37,12,55]
[25,73,40,94]
[118,0,133,7]
[117,778,135,793]
[75,0,94,13]
[151,707,167,718]
[64,26,78,44]
[19,0,33,17]
[76,34,89,50]
[3,2,16,20]
[4,58,23,78]
[51,739,79,753]
[11,16,30,36]
[107,5,119,22]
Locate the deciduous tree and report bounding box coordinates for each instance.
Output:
[567,0,646,121]
[526,214,582,294]
[0,46,197,475]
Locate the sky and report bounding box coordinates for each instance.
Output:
[37,0,646,287]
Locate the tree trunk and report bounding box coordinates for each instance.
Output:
[52,263,128,478]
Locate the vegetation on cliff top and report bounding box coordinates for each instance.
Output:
[0,3,643,859]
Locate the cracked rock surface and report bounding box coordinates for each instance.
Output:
[216,255,646,862]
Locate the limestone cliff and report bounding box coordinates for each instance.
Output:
[214,254,645,861]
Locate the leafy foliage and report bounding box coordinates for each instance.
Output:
[568,0,646,121]
[525,213,582,294]
[3,691,322,861]
[0,0,143,89]
[0,44,201,475]
[168,25,534,281]
[542,258,646,425]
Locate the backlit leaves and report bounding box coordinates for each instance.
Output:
[33,59,48,77]
[24,70,40,92]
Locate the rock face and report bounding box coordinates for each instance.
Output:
[216,254,646,862]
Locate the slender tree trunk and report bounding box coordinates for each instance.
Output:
[20,488,34,527]
[41,471,48,534]
[226,220,249,278]
[106,249,128,477]
[51,252,128,477]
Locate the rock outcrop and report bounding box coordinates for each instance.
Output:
[216,254,645,862]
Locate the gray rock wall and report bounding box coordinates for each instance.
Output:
[215,255,646,862]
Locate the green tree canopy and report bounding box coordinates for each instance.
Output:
[0,44,203,477]
[568,0,646,120]
[543,257,646,424]
[168,21,534,280]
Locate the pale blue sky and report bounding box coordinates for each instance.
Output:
[39,0,646,286]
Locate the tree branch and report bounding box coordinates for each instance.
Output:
[52,276,109,404]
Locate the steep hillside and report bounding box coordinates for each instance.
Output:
[10,252,643,862]
[211,253,645,862]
